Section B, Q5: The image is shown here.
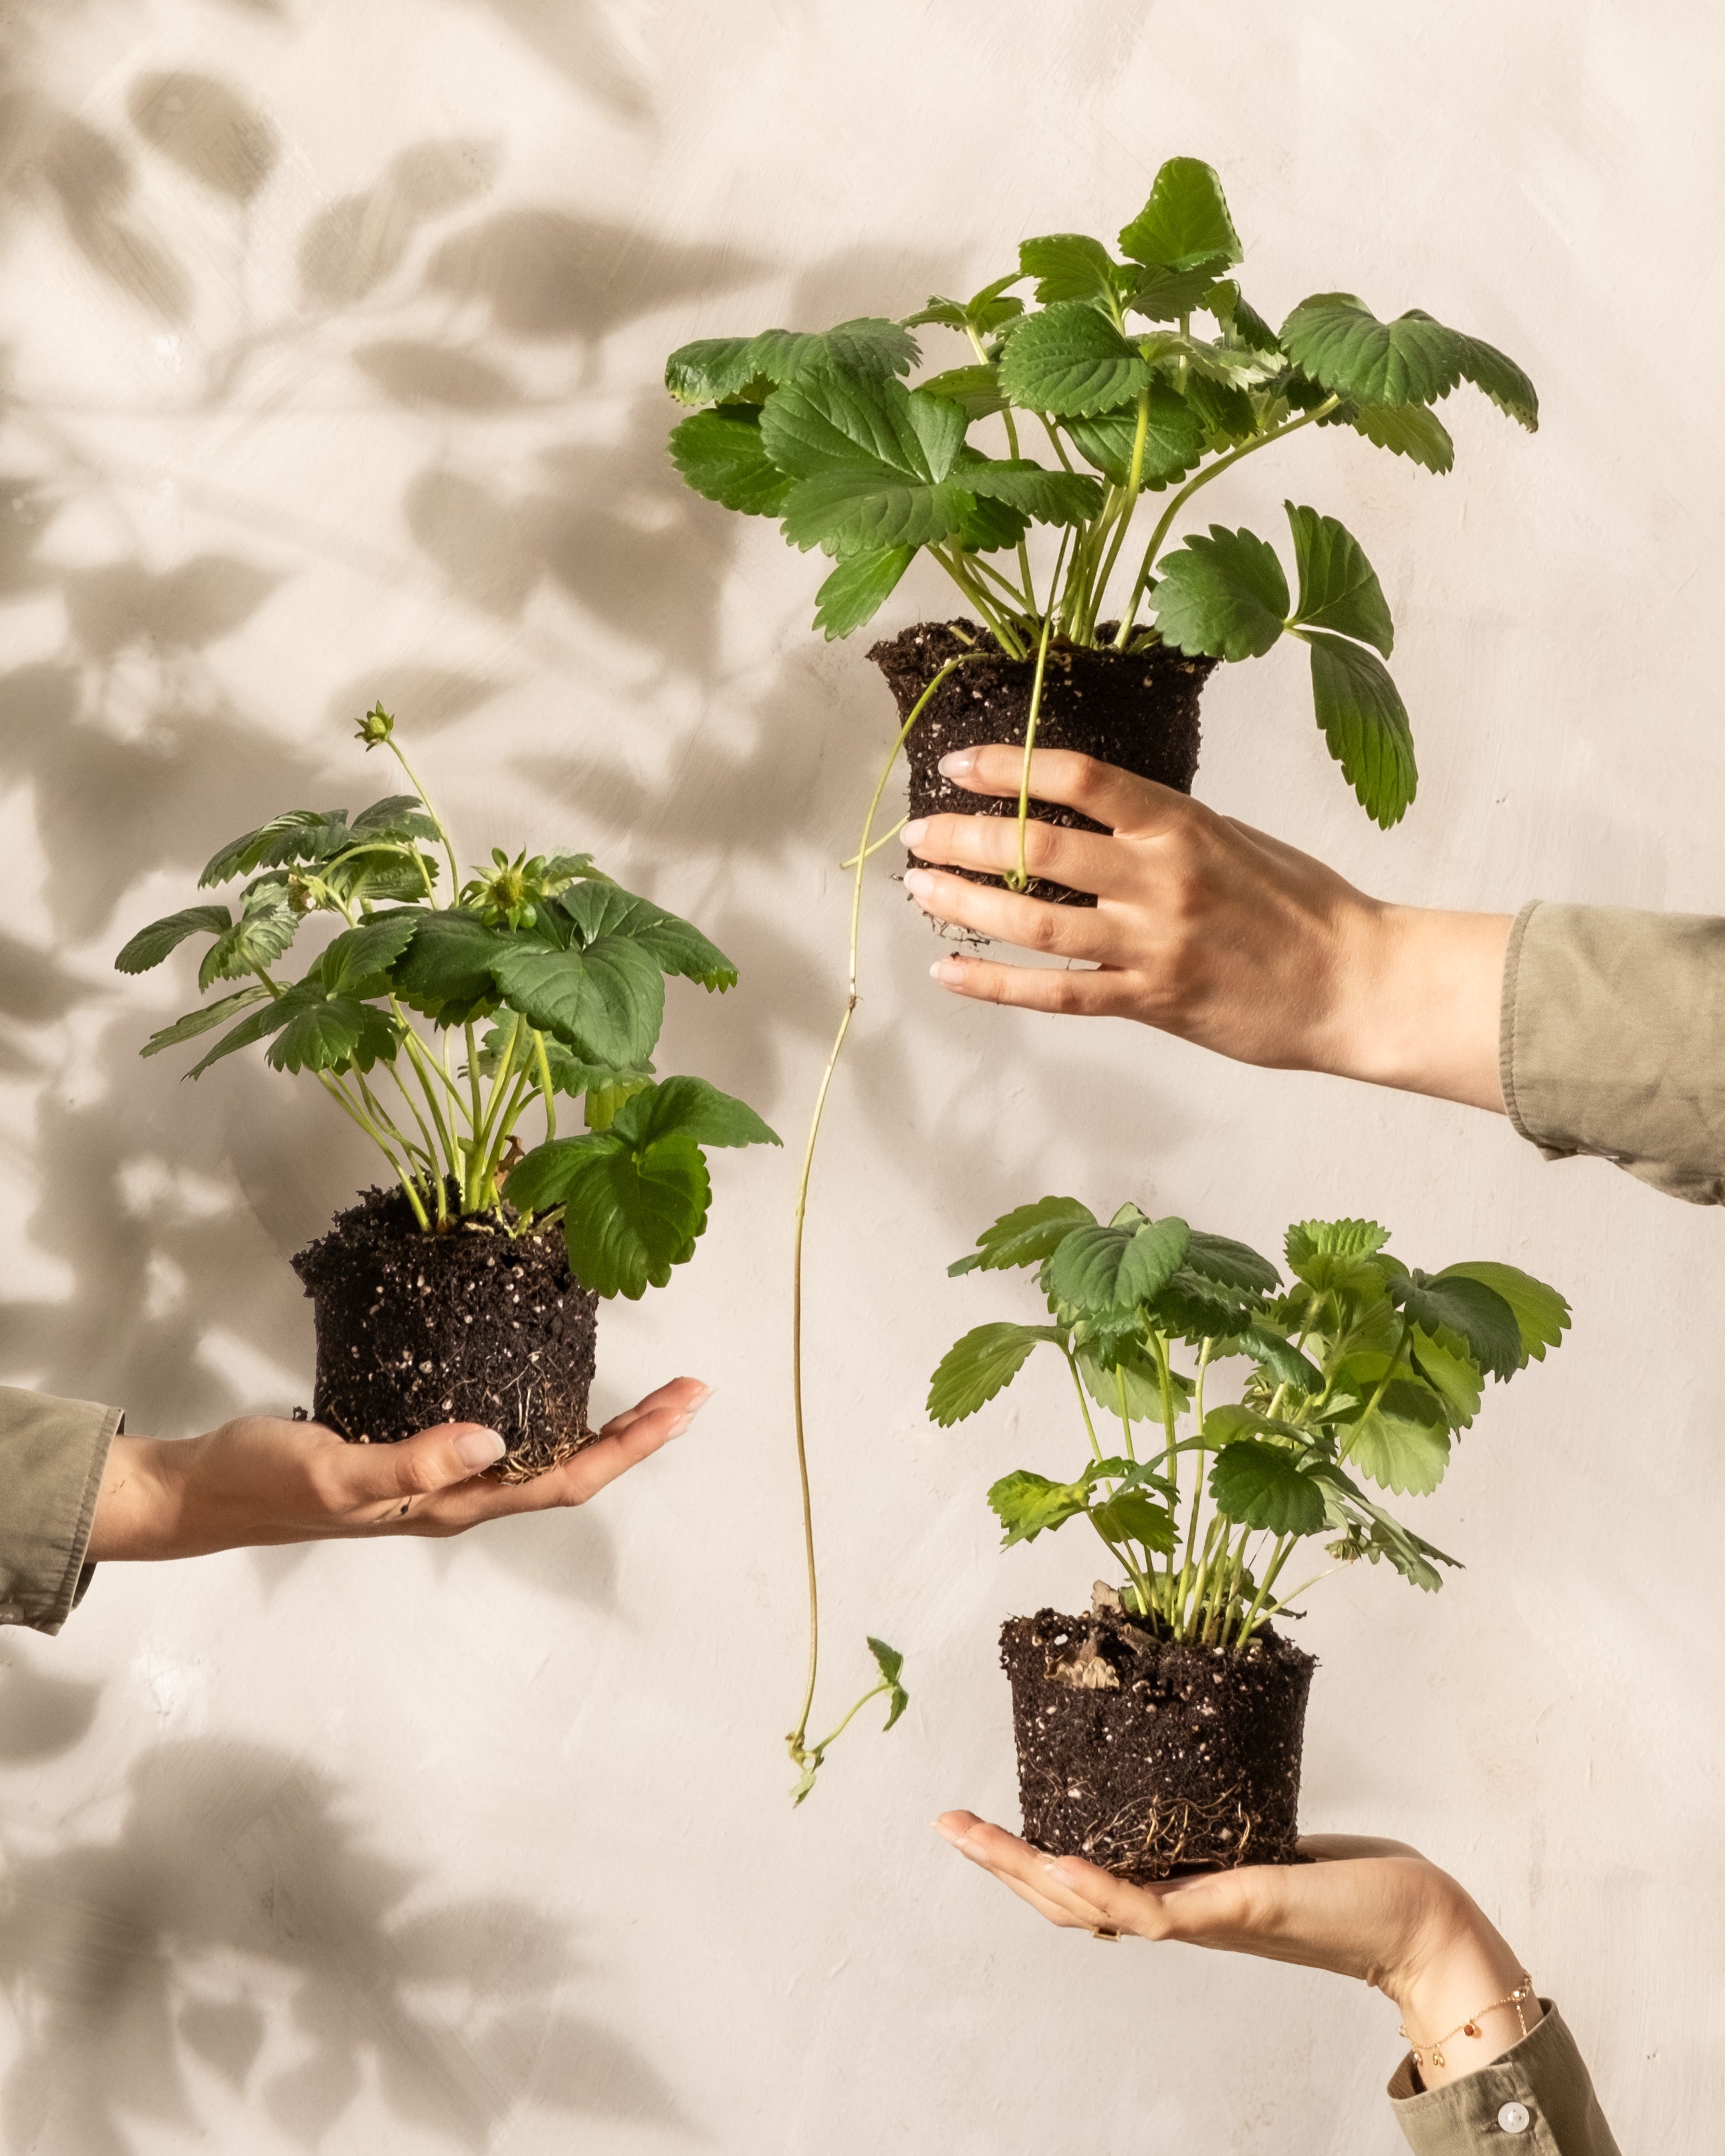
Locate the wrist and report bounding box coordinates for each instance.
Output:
[1388,1879,1542,2089]
[86,1435,195,1561]
[1317,903,1512,1112]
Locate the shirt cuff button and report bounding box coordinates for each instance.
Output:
[1497,2100,1532,2134]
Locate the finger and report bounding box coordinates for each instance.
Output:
[933,1816,1092,1931]
[903,866,1122,959]
[495,1379,713,1512]
[905,812,1127,901]
[935,747,1194,838]
[324,1421,507,1522]
[928,951,1127,1015]
[594,1374,709,1441]
[947,1818,1167,1937]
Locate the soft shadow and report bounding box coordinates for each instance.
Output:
[0,1651,100,1764]
[463,0,655,125]
[0,1738,681,2151]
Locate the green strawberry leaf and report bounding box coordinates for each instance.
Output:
[139,983,272,1057]
[320,913,421,997]
[1409,1326,1484,1431]
[1455,334,1537,430]
[665,319,919,406]
[1088,1489,1177,1552]
[986,1468,1091,1548]
[1062,383,1205,489]
[1182,1229,1280,1294]
[198,807,352,887]
[1047,1215,1190,1316]
[1286,502,1395,657]
[392,910,506,1025]
[556,882,739,991]
[1018,231,1121,308]
[1438,1262,1571,1367]
[546,1128,711,1300]
[606,1073,780,1152]
[760,375,970,556]
[115,903,233,975]
[918,363,1009,421]
[927,1322,1064,1425]
[1278,295,1462,408]
[1339,1378,1452,1495]
[1119,157,1242,273]
[951,451,1103,525]
[1345,402,1455,473]
[197,886,298,990]
[813,544,916,637]
[948,1195,1096,1276]
[1209,1439,1327,1536]
[998,302,1150,418]
[1302,629,1417,829]
[266,993,401,1076]
[1387,1270,1522,1384]
[1123,265,1226,322]
[868,1636,909,1730]
[667,406,792,516]
[1238,1324,1324,1394]
[1151,524,1289,661]
[489,933,665,1070]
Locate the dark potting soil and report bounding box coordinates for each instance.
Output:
[869,620,1214,907]
[999,1606,1316,1883]
[291,1185,598,1483]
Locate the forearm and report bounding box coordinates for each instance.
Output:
[1318,904,1512,1114]
[85,1434,199,1561]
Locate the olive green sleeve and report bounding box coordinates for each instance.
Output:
[0,1386,122,1634]
[1501,901,1725,1203]
[1388,2006,1620,2155]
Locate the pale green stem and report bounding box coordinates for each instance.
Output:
[533,1030,558,1141]
[1113,395,1343,647]
[1182,1338,1216,1577]
[1004,531,1072,892]
[383,738,461,898]
[840,814,908,871]
[786,653,988,1769]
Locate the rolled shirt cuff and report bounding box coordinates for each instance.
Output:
[1388,2004,1620,2155]
[1501,899,1725,1203]
[0,1386,122,1634]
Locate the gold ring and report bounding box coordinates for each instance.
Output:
[1090,1926,1121,1941]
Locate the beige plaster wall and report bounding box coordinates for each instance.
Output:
[0,1,1716,2148]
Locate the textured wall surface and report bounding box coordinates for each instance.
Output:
[0,3,1717,2149]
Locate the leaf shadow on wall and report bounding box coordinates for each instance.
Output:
[0,1735,681,2152]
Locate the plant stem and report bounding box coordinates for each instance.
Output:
[1183,1338,1215,1576]
[805,1677,890,1761]
[533,1029,558,1141]
[1234,1536,1296,1650]
[384,738,462,899]
[1112,395,1342,646]
[785,652,988,1778]
[1064,1350,1105,1465]
[318,1072,430,1229]
[840,814,908,871]
[1004,529,1071,892]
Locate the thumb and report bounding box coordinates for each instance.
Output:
[336,1422,507,1516]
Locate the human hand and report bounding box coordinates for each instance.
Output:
[86,1376,710,1560]
[903,748,1510,1113]
[935,1812,1540,2089]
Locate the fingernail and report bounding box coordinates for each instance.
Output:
[669,1388,713,1438]
[455,1428,506,1471]
[929,957,961,981]
[938,749,977,779]
[901,818,927,850]
[903,868,934,899]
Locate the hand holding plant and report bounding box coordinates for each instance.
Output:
[905,747,1512,1113]
[935,1814,1542,2091]
[930,1195,1567,1877]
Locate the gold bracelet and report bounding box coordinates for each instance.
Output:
[1399,1973,1534,2072]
